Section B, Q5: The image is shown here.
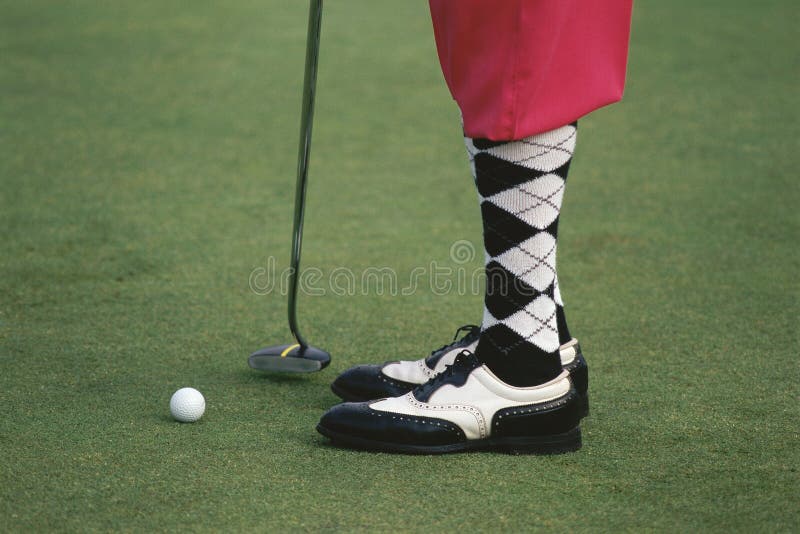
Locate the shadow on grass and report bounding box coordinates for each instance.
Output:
[232,366,323,384]
[231,367,338,409]
[154,413,176,424]
[152,413,208,426]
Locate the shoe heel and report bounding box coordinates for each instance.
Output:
[500,427,582,455]
[579,392,590,418]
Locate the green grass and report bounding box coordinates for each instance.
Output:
[1,0,798,531]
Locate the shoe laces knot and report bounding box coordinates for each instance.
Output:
[419,350,475,391]
[428,325,479,357]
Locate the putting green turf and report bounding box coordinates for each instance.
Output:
[1,0,798,531]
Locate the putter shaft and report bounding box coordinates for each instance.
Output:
[288,0,323,348]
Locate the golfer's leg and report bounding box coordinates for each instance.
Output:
[430,0,632,386]
[317,0,631,453]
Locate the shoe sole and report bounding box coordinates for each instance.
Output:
[580,393,589,418]
[317,424,581,455]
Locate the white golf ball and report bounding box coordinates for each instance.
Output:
[170,387,205,423]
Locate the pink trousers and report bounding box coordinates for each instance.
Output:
[429,0,633,140]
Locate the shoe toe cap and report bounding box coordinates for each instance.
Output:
[331,364,415,402]
[318,401,465,447]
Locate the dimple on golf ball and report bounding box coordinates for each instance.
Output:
[170,387,205,422]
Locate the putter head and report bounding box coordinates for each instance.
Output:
[248,343,331,373]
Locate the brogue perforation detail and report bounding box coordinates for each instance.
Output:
[491,393,573,431]
[377,374,416,389]
[406,394,487,439]
[416,360,438,379]
[369,410,464,437]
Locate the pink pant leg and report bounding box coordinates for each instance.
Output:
[429,0,633,140]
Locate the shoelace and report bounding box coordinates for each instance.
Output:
[428,325,479,357]
[416,350,475,393]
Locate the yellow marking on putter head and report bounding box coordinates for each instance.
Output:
[281,344,301,357]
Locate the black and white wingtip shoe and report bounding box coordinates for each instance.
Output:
[331,327,589,418]
[318,351,583,455]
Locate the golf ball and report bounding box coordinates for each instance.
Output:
[170,387,205,423]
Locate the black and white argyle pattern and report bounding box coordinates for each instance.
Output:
[466,124,577,362]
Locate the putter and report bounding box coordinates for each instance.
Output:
[248,0,331,373]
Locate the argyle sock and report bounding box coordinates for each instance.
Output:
[466,123,577,386]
